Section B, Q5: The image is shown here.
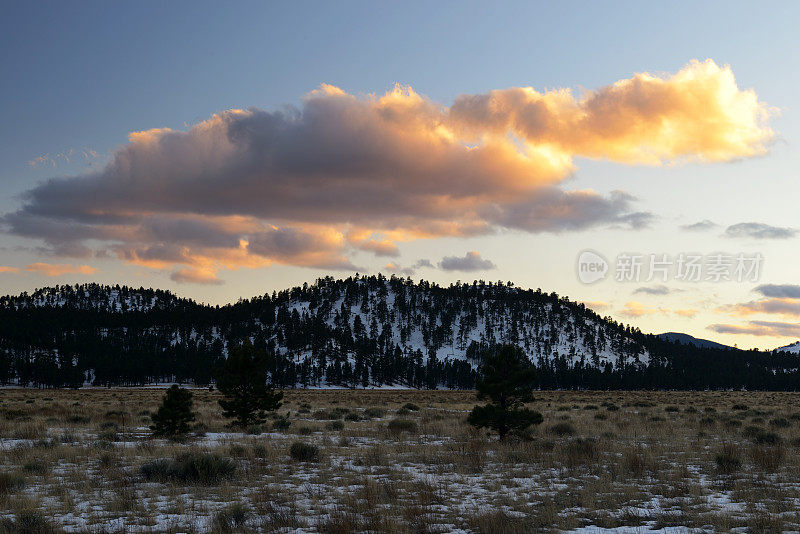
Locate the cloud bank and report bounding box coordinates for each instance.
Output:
[724,222,796,240]
[709,321,800,338]
[439,251,496,272]
[680,219,717,232]
[23,263,98,277]
[754,284,800,299]
[3,60,774,283]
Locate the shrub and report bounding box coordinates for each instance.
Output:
[140,452,236,484]
[562,438,598,468]
[0,473,25,496]
[246,425,263,435]
[0,509,57,534]
[344,412,360,422]
[402,403,420,411]
[732,404,748,411]
[605,404,620,412]
[742,425,762,438]
[387,418,418,434]
[272,417,291,431]
[314,408,348,420]
[769,417,790,429]
[467,509,529,534]
[753,431,782,445]
[212,503,250,532]
[751,444,785,471]
[364,407,384,419]
[289,442,319,462]
[623,447,654,477]
[664,406,679,413]
[715,443,742,474]
[22,460,47,475]
[66,415,90,424]
[98,430,119,442]
[150,385,196,441]
[325,420,344,431]
[548,422,576,437]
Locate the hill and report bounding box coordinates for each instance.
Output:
[774,341,800,354]
[0,276,798,390]
[657,332,735,350]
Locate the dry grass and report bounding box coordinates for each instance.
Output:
[0,388,799,531]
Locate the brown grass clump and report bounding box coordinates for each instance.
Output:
[714,443,742,474]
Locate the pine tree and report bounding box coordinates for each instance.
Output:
[217,341,283,429]
[150,385,196,440]
[467,344,542,440]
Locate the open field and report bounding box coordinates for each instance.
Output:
[1,389,800,532]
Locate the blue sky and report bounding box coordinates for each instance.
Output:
[2,1,800,348]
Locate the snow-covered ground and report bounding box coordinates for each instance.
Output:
[1,389,798,532]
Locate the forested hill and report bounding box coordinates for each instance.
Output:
[1,276,798,390]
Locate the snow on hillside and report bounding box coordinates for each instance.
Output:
[0,283,191,312]
[0,277,650,388]
[273,277,649,369]
[774,341,800,354]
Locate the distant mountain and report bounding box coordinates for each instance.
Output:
[773,341,800,354]
[657,332,735,351]
[0,277,798,390]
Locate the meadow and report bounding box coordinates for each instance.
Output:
[0,388,799,533]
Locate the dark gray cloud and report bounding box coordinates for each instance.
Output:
[754,284,800,299]
[724,222,796,240]
[439,251,496,272]
[383,259,435,277]
[170,268,225,286]
[680,219,717,232]
[633,285,671,295]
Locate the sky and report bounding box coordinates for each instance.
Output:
[1,1,800,349]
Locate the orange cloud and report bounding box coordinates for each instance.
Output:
[170,267,224,285]
[709,321,800,338]
[24,263,98,277]
[5,60,773,283]
[619,301,695,318]
[0,266,20,274]
[450,59,774,164]
[619,301,659,318]
[718,298,800,317]
[581,300,610,312]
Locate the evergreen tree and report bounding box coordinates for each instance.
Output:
[217,341,283,428]
[467,344,543,440]
[150,385,196,440]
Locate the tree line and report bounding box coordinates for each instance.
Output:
[0,277,798,390]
